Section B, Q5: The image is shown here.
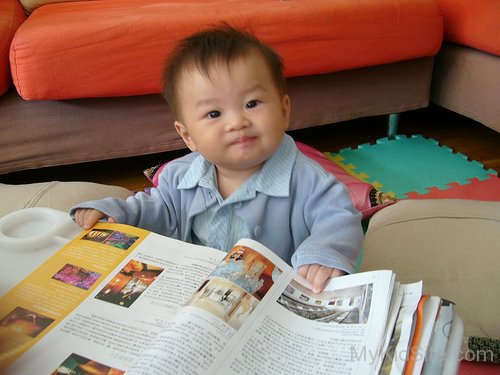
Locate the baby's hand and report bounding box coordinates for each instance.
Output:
[298,264,346,293]
[74,208,116,229]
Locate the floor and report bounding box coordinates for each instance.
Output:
[1,105,499,192]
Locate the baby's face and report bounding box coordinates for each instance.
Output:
[174,50,290,177]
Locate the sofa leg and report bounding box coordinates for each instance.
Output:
[387,113,399,140]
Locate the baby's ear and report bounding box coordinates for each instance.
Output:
[282,95,291,130]
[174,121,197,152]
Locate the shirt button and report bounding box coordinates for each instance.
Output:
[234,202,243,209]
[253,226,262,237]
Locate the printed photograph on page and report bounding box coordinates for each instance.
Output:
[184,244,282,330]
[277,279,374,324]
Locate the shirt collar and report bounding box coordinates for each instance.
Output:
[253,134,297,197]
[177,134,298,198]
[177,153,214,190]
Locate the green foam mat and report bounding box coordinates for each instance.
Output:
[329,135,497,198]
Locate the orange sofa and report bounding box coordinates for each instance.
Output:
[0,0,443,174]
[431,0,500,133]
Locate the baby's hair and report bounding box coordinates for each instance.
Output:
[162,23,286,120]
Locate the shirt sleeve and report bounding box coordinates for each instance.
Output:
[290,161,363,274]
[69,171,182,236]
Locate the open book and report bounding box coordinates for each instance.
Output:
[0,222,461,374]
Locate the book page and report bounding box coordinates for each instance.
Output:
[406,295,442,375]
[213,269,395,375]
[374,281,423,374]
[379,281,423,375]
[0,223,225,374]
[422,300,455,375]
[125,240,396,375]
[125,238,295,375]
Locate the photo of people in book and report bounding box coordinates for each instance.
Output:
[277,280,374,324]
[52,264,101,290]
[0,305,55,356]
[51,353,125,375]
[209,245,282,299]
[186,245,282,329]
[82,229,139,250]
[94,260,164,308]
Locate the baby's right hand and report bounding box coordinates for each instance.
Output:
[74,208,116,229]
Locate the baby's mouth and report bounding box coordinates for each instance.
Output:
[231,136,256,145]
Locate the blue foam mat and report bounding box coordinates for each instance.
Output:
[330,135,497,198]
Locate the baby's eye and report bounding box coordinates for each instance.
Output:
[246,100,259,109]
[207,110,221,119]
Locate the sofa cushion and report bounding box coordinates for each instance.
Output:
[9,0,443,100]
[0,0,26,96]
[0,181,132,218]
[436,0,500,56]
[361,199,500,339]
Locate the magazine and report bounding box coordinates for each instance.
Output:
[0,222,442,374]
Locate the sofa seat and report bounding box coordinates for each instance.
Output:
[0,181,132,218]
[10,0,443,100]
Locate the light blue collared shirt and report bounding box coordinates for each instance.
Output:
[179,137,293,251]
[70,135,363,273]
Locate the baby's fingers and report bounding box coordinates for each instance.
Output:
[310,266,333,294]
[298,265,310,279]
[81,210,106,229]
[74,209,90,227]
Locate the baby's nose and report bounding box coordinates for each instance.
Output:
[226,111,250,130]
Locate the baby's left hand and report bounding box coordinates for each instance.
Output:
[298,264,346,293]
